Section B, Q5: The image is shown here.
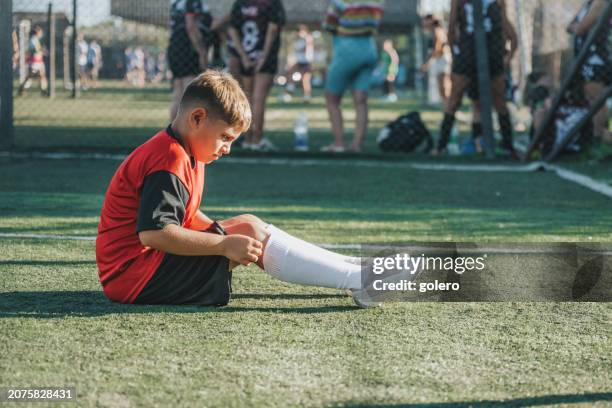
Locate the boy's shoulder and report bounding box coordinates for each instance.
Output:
[122,128,194,179]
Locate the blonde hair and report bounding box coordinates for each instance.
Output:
[180,70,252,133]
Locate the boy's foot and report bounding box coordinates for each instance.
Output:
[251,138,277,152]
[347,289,381,309]
[320,144,345,153]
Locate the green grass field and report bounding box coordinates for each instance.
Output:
[1,154,611,407]
[3,80,612,407]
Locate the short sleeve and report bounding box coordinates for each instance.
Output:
[270,0,286,26]
[136,171,190,233]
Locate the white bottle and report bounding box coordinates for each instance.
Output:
[294,112,309,152]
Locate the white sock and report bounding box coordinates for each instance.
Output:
[263,225,362,290]
[266,225,361,265]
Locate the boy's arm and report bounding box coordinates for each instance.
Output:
[191,209,214,230]
[139,225,261,265]
[136,171,261,265]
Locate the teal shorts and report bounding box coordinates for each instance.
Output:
[325,36,378,95]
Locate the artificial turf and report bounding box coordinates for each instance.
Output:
[1,155,611,407]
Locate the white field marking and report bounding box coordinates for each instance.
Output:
[540,163,612,199]
[2,151,610,197]
[0,233,95,241]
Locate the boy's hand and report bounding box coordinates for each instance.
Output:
[221,235,263,266]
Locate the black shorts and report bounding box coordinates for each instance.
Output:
[240,52,279,77]
[451,41,504,81]
[134,223,232,307]
[168,44,201,79]
[580,62,612,85]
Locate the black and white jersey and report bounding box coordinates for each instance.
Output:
[169,0,213,50]
[230,0,285,58]
[458,0,503,41]
[573,0,610,65]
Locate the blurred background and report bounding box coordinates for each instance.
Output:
[1,0,610,160]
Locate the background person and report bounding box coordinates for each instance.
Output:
[568,0,611,144]
[168,0,213,120]
[421,15,451,106]
[380,39,400,102]
[322,0,385,153]
[17,26,47,96]
[229,0,286,152]
[285,25,314,102]
[434,0,517,157]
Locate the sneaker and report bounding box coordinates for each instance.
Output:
[347,289,381,309]
[251,138,277,152]
[320,144,345,153]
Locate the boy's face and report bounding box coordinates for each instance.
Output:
[185,108,241,164]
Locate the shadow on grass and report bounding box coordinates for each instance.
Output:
[332,392,612,407]
[0,291,356,318]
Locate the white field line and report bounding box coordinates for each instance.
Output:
[2,151,610,198]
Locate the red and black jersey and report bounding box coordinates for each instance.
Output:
[230,0,285,58]
[96,126,207,303]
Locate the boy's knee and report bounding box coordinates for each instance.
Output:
[238,213,264,225]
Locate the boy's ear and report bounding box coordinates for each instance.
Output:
[190,107,209,128]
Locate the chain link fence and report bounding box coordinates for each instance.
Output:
[1,0,610,160]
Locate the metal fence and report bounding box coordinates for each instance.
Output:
[0,0,610,161]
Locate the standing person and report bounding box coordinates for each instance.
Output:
[229,0,286,152]
[77,34,90,90]
[433,0,516,157]
[87,39,103,88]
[468,18,518,153]
[168,0,213,120]
[568,0,611,144]
[17,26,48,96]
[420,15,451,106]
[380,39,400,103]
[285,25,314,102]
[322,0,385,153]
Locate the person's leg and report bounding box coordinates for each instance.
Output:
[38,64,48,94]
[351,90,369,152]
[324,38,351,150]
[170,76,194,120]
[437,73,447,105]
[250,72,274,145]
[228,57,241,82]
[240,74,255,144]
[219,214,362,289]
[491,74,514,151]
[325,91,345,148]
[302,70,312,99]
[18,70,33,95]
[436,73,469,153]
[584,81,609,141]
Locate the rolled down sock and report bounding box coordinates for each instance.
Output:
[263,226,362,290]
[266,225,361,265]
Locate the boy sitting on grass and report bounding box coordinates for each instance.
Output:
[96,70,367,307]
